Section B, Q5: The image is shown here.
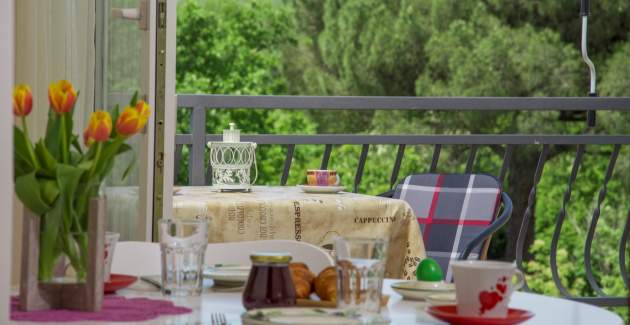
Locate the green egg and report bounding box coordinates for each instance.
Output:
[416,258,444,282]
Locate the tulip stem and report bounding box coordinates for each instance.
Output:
[21,116,40,170]
[60,114,70,164]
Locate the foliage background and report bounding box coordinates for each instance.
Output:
[175,0,629,319]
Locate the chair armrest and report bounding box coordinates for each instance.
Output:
[459,192,513,260]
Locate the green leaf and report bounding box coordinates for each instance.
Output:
[117,143,132,154]
[109,104,120,139]
[14,127,34,172]
[14,155,31,179]
[93,138,125,177]
[15,172,51,216]
[71,135,84,155]
[121,151,137,182]
[44,110,62,160]
[35,140,58,177]
[110,104,120,138]
[130,91,138,107]
[39,179,60,206]
[38,198,64,281]
[56,164,87,201]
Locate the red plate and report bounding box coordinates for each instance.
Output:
[104,274,138,294]
[426,305,534,325]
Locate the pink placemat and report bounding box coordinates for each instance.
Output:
[11,295,192,322]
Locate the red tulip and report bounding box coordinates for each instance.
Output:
[84,111,113,145]
[48,80,77,114]
[116,100,151,137]
[13,84,33,117]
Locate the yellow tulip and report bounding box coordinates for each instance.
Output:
[13,84,33,117]
[48,80,77,114]
[83,111,112,145]
[116,100,151,137]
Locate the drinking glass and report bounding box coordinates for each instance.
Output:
[104,231,120,282]
[160,218,208,296]
[335,237,389,314]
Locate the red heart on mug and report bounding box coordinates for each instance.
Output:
[479,290,503,315]
[496,283,507,294]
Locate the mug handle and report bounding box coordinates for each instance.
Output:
[334,174,341,186]
[512,269,525,291]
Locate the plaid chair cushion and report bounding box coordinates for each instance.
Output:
[393,174,502,281]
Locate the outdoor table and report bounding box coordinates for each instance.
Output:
[11,279,623,324]
[172,186,426,279]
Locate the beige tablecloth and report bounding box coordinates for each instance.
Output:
[172,186,425,279]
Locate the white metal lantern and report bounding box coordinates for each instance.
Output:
[207,123,257,192]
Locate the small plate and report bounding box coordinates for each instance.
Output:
[297,185,345,194]
[426,306,534,325]
[391,281,454,301]
[242,308,389,325]
[104,274,138,294]
[426,293,456,306]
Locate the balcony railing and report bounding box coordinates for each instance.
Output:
[175,94,630,307]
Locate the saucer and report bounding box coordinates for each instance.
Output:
[426,293,456,305]
[104,274,138,294]
[297,185,345,194]
[391,280,454,301]
[426,305,534,325]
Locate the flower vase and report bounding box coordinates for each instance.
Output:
[19,197,106,312]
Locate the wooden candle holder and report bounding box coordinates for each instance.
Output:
[19,198,106,312]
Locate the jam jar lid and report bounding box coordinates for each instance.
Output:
[250,253,292,264]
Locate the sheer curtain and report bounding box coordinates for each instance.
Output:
[1,0,15,320]
[12,0,96,285]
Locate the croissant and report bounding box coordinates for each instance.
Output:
[314,266,337,302]
[290,263,316,299]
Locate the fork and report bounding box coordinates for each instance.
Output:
[210,312,228,325]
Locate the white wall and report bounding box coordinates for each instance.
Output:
[0,0,15,322]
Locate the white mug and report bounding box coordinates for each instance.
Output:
[451,260,524,318]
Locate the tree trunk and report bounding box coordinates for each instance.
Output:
[503,147,541,262]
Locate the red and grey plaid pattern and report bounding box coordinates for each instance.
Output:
[394,174,502,281]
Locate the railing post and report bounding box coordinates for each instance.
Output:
[390,144,406,189]
[280,144,295,186]
[354,145,369,193]
[516,144,549,291]
[190,106,206,186]
[320,144,333,170]
[429,144,441,173]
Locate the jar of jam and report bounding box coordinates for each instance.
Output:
[242,253,296,310]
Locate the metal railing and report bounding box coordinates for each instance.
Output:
[176,94,630,307]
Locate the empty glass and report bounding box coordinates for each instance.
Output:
[104,231,120,282]
[160,218,208,296]
[335,237,389,314]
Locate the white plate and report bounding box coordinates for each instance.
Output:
[297,185,345,194]
[242,308,389,325]
[390,281,455,301]
[204,265,251,284]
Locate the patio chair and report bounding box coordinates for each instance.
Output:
[381,173,512,282]
[112,239,334,276]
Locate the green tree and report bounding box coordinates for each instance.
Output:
[176,1,630,319]
[176,0,320,185]
[284,1,629,316]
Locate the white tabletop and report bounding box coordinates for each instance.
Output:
[11,279,622,325]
